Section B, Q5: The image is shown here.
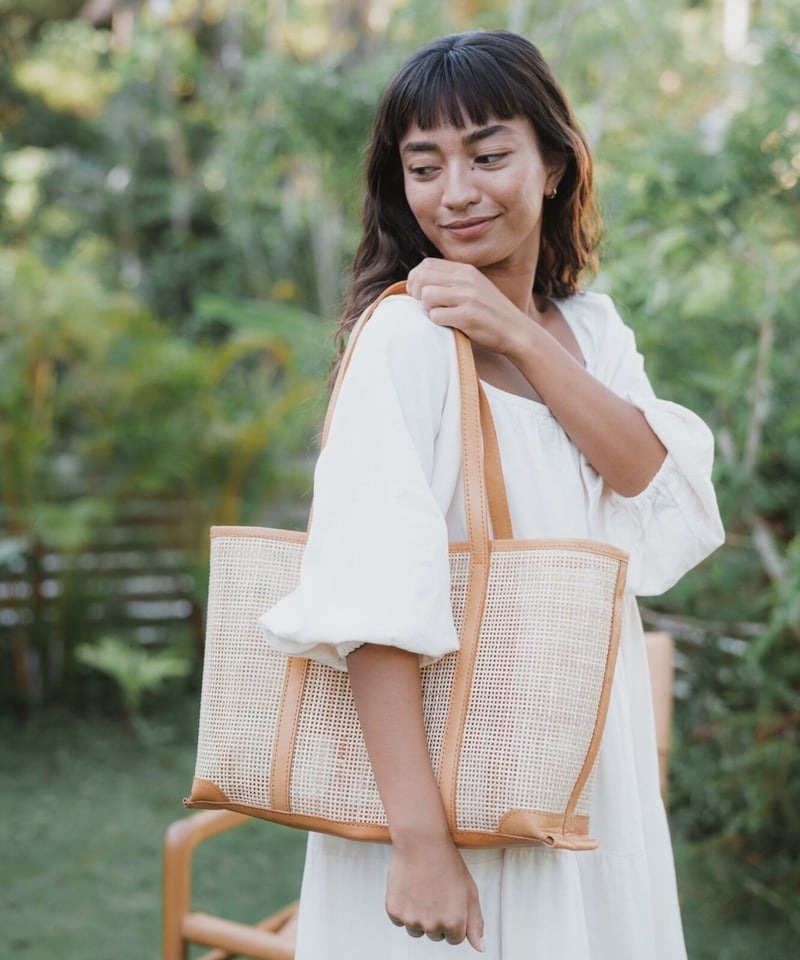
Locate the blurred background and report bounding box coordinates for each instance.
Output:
[0,1,798,958]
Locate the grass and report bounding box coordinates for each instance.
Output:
[1,702,795,960]
[1,703,306,960]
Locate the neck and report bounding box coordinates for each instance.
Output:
[478,230,545,320]
[479,262,539,320]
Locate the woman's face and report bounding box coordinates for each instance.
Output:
[398,114,560,275]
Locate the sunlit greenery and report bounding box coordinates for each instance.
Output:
[2,0,798,939]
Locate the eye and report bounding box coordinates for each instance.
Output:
[474,152,509,166]
[408,164,438,178]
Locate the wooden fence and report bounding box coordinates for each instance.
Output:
[0,500,205,707]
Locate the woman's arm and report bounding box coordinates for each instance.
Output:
[347,643,485,952]
[407,260,666,497]
[506,323,667,497]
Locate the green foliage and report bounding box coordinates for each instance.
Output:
[2,0,799,928]
[0,244,323,524]
[592,0,800,920]
[74,635,190,728]
[0,241,323,707]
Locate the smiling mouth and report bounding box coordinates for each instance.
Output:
[441,215,499,238]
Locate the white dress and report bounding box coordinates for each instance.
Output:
[260,292,725,960]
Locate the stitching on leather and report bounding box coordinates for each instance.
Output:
[562,558,627,829]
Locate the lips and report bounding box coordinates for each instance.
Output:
[441,215,499,238]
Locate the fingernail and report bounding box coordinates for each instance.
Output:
[478,936,486,953]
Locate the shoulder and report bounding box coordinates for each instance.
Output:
[361,293,454,347]
[556,289,629,337]
[556,289,638,364]
[352,293,456,375]
[342,293,457,403]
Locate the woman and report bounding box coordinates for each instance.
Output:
[261,30,724,958]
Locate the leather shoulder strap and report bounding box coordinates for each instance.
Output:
[317,282,512,542]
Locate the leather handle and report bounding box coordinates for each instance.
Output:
[479,379,513,540]
[320,281,515,836]
[320,281,514,546]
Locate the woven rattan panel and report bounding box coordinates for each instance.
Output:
[194,535,303,805]
[291,662,383,822]
[452,547,619,829]
[194,533,621,832]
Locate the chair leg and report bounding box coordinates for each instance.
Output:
[163,810,290,960]
[163,819,193,960]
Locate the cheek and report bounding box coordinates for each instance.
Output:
[494,170,539,211]
[511,183,545,225]
[402,183,431,223]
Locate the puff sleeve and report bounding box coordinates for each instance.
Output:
[258,295,461,670]
[583,295,725,596]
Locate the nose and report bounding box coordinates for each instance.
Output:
[441,161,481,210]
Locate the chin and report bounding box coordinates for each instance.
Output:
[438,245,495,267]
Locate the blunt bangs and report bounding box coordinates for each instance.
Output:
[387,37,530,138]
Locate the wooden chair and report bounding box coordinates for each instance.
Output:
[162,809,299,960]
[644,630,675,799]
[163,633,674,959]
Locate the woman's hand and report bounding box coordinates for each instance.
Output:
[387,833,485,951]
[407,258,528,357]
[407,257,667,496]
[347,643,486,952]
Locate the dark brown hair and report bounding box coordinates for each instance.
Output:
[335,30,601,356]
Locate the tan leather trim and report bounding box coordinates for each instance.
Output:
[478,381,513,539]
[185,777,232,804]
[211,524,629,565]
[182,797,596,850]
[448,537,629,562]
[183,799,395,843]
[453,330,489,567]
[210,525,307,544]
[499,808,590,834]
[453,826,596,851]
[440,566,488,833]
[561,556,628,833]
[498,809,594,849]
[438,331,492,832]
[270,657,309,813]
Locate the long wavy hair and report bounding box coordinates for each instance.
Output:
[334,30,601,360]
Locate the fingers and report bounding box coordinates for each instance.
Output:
[388,914,460,942]
[407,259,508,343]
[388,911,467,944]
[414,285,468,329]
[407,273,480,330]
[388,913,484,949]
[407,258,479,299]
[466,895,486,953]
[409,283,460,309]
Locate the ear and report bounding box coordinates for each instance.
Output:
[544,160,567,197]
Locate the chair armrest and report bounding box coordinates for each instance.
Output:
[163,810,252,960]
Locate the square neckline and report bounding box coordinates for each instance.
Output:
[478,295,590,414]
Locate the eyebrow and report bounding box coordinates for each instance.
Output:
[401,123,517,155]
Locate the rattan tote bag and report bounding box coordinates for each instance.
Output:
[186,282,628,850]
